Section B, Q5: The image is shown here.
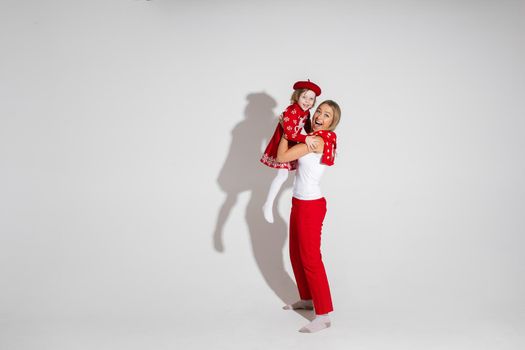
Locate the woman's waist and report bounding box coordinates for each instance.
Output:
[292,196,326,203]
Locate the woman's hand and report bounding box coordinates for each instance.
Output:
[311,136,324,153]
[305,136,318,151]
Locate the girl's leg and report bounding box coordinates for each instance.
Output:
[262,169,288,223]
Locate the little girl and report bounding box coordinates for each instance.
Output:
[260,80,322,223]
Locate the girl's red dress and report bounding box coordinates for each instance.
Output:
[260,103,338,170]
[260,103,310,170]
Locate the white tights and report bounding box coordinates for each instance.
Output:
[262,169,288,223]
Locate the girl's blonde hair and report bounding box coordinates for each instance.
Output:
[318,100,341,131]
[290,88,317,106]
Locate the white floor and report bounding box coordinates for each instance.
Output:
[3,308,524,350]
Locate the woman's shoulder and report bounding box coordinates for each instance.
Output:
[314,130,337,140]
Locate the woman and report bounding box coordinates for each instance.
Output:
[276,100,341,333]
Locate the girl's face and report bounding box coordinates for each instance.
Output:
[298,90,316,111]
[312,103,334,131]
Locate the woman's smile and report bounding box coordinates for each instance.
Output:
[312,104,334,131]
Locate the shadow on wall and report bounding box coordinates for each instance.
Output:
[213,92,312,319]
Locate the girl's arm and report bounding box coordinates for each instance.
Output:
[276,136,324,163]
[281,112,307,143]
[279,111,318,150]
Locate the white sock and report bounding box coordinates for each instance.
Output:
[263,169,288,223]
[283,299,313,310]
[299,314,331,333]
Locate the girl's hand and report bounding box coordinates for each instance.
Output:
[305,136,319,151]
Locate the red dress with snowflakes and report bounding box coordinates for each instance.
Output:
[260,103,310,170]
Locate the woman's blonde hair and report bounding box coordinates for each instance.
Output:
[317,100,341,131]
[290,88,317,106]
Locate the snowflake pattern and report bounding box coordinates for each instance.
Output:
[260,153,297,170]
[310,130,337,166]
[260,103,320,170]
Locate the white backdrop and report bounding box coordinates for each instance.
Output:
[1,1,524,349]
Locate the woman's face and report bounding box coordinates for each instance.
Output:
[298,90,316,111]
[312,104,334,131]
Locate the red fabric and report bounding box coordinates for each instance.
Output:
[260,103,310,170]
[312,130,337,166]
[293,80,322,96]
[289,197,333,315]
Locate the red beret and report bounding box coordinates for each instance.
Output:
[293,79,322,96]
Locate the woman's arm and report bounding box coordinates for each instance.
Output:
[276,136,324,163]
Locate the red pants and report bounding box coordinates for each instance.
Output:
[289,197,333,315]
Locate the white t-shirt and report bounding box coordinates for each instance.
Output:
[292,152,327,200]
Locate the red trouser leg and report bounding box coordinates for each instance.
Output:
[289,201,312,300]
[289,197,334,315]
